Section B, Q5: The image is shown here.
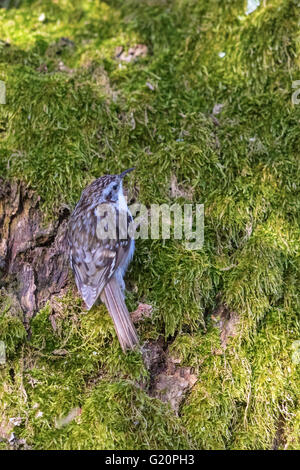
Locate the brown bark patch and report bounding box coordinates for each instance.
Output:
[142,339,197,414]
[131,303,153,323]
[0,179,70,327]
[211,302,239,350]
[115,44,148,62]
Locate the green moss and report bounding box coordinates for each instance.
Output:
[0,293,27,356]
[61,380,194,450]
[0,0,299,449]
[171,309,299,449]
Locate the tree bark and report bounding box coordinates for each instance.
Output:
[0,178,69,328]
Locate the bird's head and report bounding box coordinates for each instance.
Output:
[102,167,135,202]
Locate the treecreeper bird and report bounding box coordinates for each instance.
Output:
[68,168,139,352]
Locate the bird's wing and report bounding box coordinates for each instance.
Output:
[68,203,131,309]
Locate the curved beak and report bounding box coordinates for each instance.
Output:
[120,167,135,178]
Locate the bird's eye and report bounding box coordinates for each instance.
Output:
[112,184,118,190]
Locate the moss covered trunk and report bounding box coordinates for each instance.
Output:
[0,0,299,450]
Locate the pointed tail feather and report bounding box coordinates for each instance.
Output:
[100,276,139,352]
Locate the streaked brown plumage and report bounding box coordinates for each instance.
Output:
[68,169,139,351]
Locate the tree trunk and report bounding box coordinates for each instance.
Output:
[0,179,70,328]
